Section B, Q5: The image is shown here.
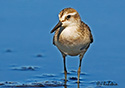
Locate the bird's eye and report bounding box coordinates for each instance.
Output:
[67,15,71,19]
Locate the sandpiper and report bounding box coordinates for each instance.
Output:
[50,8,93,83]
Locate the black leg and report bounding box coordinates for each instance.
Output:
[62,54,67,82]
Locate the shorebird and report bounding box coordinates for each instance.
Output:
[50,8,93,83]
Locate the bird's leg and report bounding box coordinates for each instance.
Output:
[77,82,80,88]
[77,54,83,83]
[62,54,67,82]
[77,50,87,83]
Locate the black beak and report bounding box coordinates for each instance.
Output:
[50,21,62,33]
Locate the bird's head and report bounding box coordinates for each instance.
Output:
[51,8,81,33]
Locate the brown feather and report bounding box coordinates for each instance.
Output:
[81,21,93,43]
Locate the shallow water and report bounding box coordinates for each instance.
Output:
[0,0,125,88]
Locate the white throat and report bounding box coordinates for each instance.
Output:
[61,25,80,40]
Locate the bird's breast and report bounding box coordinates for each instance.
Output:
[60,27,80,43]
[54,26,90,56]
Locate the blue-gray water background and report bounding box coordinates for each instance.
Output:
[0,0,125,88]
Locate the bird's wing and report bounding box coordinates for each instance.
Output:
[81,21,93,43]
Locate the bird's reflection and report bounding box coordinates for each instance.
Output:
[63,81,80,88]
[77,83,80,88]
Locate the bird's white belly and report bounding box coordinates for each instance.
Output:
[57,43,85,56]
[55,27,89,56]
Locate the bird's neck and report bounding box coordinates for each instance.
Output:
[67,21,81,31]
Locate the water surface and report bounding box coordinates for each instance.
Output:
[0,0,125,88]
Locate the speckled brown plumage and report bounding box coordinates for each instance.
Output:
[50,8,93,83]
